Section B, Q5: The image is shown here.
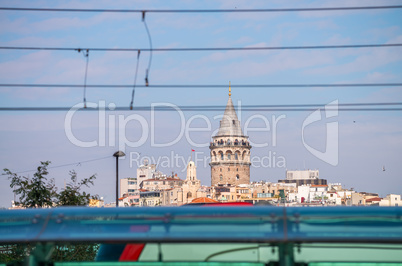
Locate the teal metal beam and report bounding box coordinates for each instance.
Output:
[0,207,401,244]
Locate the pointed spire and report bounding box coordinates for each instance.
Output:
[216,84,243,136]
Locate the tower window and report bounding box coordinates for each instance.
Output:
[220,168,222,172]
[228,168,230,171]
[220,175,223,181]
[237,168,238,171]
[227,153,231,160]
[220,152,224,160]
[232,120,235,125]
[236,174,240,180]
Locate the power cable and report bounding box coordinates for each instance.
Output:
[1,43,401,52]
[1,156,110,176]
[1,6,402,13]
[1,102,401,112]
[142,11,152,87]
[1,83,401,88]
[130,50,141,110]
[0,107,402,112]
[77,49,89,108]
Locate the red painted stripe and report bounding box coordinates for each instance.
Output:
[119,244,145,261]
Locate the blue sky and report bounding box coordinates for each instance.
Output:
[0,0,401,207]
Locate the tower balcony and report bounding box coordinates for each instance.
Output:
[209,160,251,166]
[209,142,252,149]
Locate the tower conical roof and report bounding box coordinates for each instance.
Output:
[216,95,243,136]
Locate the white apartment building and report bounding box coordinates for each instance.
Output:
[120,177,138,197]
[327,191,342,205]
[379,194,402,206]
[309,185,328,202]
[286,170,319,180]
[288,185,310,203]
[137,159,158,187]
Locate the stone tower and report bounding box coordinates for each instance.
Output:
[209,84,251,186]
[181,161,201,204]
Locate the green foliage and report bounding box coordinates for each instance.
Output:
[57,170,97,206]
[0,244,31,264]
[0,244,100,263]
[2,161,99,263]
[4,161,56,208]
[52,244,99,262]
[3,161,98,208]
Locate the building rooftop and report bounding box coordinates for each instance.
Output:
[142,177,182,182]
[191,197,219,203]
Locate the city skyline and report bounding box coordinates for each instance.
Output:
[1,0,402,207]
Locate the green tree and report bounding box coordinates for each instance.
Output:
[2,161,99,263]
[52,244,99,262]
[4,161,98,208]
[57,170,97,206]
[5,161,56,208]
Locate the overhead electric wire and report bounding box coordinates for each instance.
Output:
[1,83,401,88]
[130,50,141,110]
[1,156,111,176]
[1,102,401,112]
[0,108,400,112]
[78,49,90,108]
[1,5,402,13]
[142,12,152,86]
[1,43,401,52]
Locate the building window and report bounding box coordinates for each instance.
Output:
[237,168,238,171]
[227,153,231,160]
[221,152,224,160]
[228,168,230,171]
[236,174,239,180]
[220,168,222,172]
[235,153,238,160]
[220,175,223,181]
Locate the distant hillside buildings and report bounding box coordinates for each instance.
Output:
[112,86,400,208]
